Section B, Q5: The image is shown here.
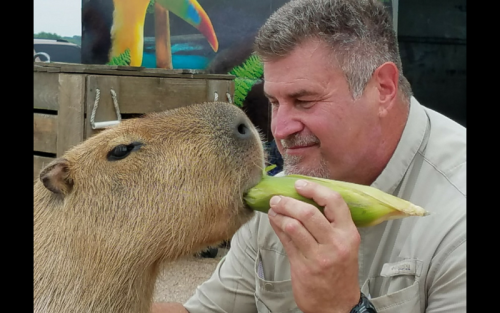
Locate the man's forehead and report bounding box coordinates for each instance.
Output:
[263,88,318,99]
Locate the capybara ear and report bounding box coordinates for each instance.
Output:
[39,158,73,195]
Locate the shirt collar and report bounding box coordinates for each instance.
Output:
[371,96,429,194]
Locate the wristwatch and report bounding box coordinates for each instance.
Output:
[350,292,377,313]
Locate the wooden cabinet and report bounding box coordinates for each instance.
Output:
[33,62,235,181]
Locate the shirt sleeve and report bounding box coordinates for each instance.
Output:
[183,218,259,313]
[425,235,466,312]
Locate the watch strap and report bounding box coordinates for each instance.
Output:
[350,292,377,313]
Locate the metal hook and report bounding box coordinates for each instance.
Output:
[90,88,122,129]
[34,52,50,63]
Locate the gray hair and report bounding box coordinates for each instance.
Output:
[254,0,412,101]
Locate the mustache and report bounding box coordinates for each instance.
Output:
[281,134,320,149]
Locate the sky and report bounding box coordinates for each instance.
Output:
[34,0,82,37]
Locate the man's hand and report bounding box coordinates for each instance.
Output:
[268,179,361,313]
[151,302,188,313]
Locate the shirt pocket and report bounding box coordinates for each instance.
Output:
[361,275,421,313]
[254,249,302,313]
[255,284,303,313]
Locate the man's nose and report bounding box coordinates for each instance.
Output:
[271,105,303,140]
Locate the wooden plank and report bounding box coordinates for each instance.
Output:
[206,80,235,103]
[33,155,55,183]
[34,62,235,80]
[34,113,57,154]
[86,75,210,114]
[34,72,59,110]
[83,76,234,139]
[57,74,86,157]
[84,75,122,139]
[66,68,232,79]
[117,76,212,111]
[34,64,62,73]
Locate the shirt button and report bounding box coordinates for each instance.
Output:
[264,283,274,291]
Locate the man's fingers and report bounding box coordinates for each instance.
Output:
[294,179,354,227]
[268,194,330,251]
[267,179,358,256]
[268,209,300,259]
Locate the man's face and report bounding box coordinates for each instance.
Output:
[263,40,383,184]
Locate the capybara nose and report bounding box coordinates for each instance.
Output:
[234,119,253,140]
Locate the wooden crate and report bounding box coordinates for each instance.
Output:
[34,62,235,182]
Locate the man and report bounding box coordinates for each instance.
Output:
[153,0,466,312]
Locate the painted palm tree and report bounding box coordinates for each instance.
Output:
[91,0,218,67]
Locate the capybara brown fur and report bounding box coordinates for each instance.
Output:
[34,102,265,313]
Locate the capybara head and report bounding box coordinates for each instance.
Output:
[34,102,265,313]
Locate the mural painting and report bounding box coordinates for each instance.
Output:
[81,0,397,166]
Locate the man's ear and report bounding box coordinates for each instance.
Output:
[372,62,399,117]
[39,158,73,196]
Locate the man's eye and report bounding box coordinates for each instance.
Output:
[269,101,279,108]
[296,100,315,108]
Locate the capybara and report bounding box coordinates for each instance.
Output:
[34,102,265,313]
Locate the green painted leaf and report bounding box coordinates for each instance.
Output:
[228,54,264,107]
[106,49,131,66]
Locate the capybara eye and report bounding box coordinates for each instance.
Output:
[107,142,143,161]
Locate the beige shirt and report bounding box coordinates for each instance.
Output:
[184,97,466,313]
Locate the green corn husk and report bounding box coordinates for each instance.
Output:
[244,172,430,227]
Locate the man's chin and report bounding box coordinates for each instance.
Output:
[283,160,330,179]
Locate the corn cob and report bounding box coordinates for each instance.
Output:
[244,173,429,227]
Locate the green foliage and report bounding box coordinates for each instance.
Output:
[34,32,81,46]
[231,78,258,108]
[64,36,81,46]
[106,49,131,66]
[34,32,61,40]
[229,54,263,80]
[147,0,156,14]
[228,54,264,107]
